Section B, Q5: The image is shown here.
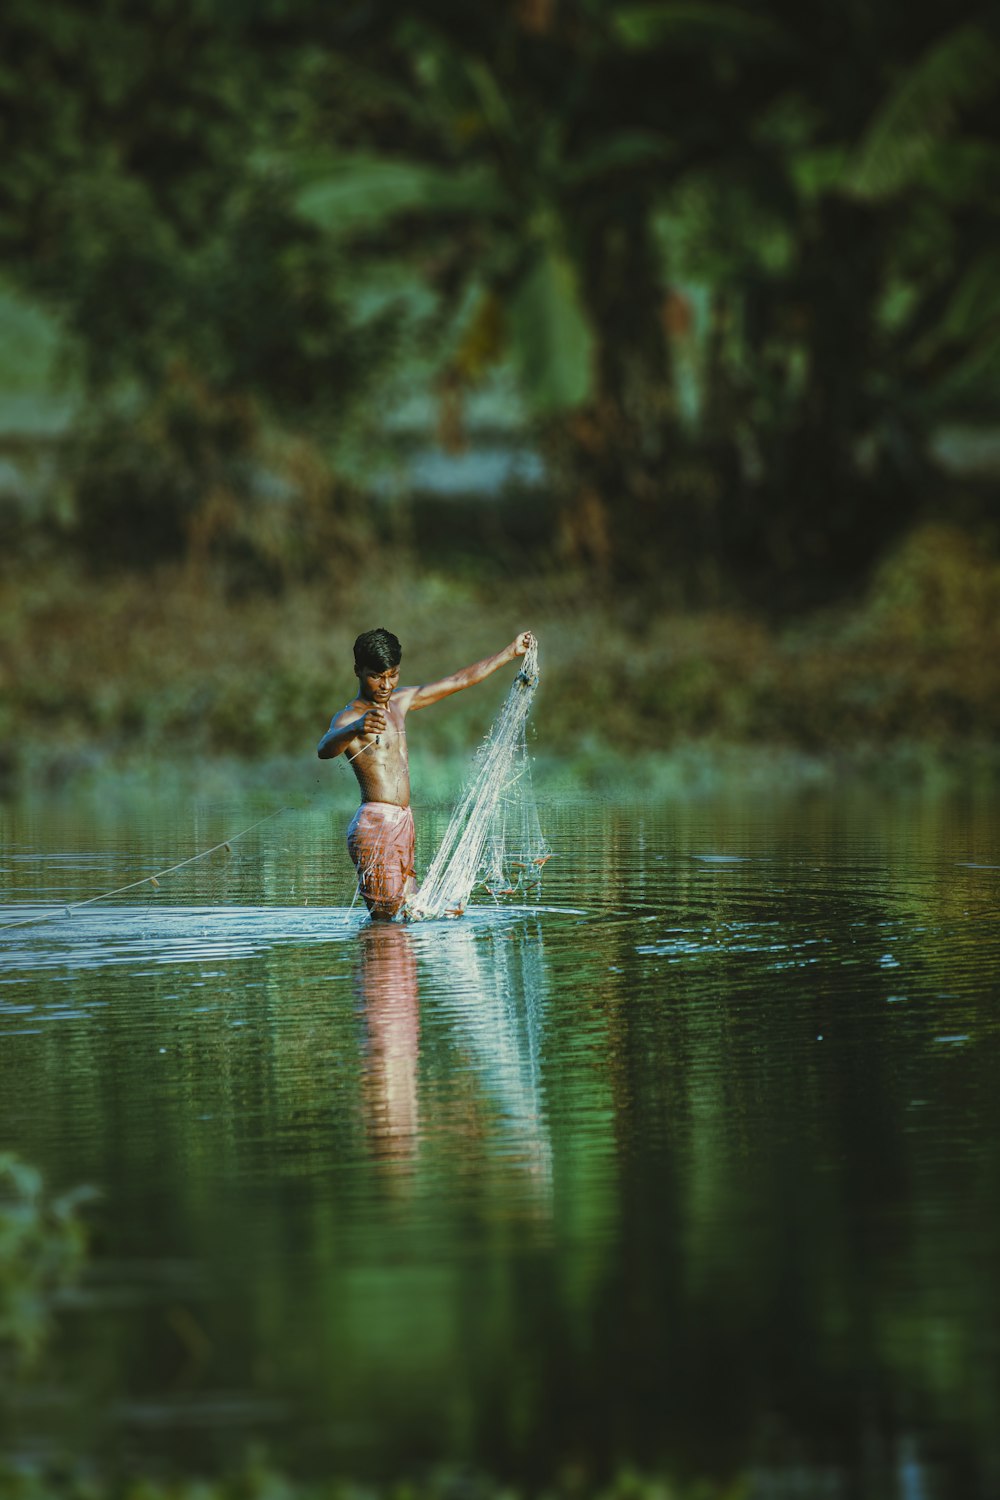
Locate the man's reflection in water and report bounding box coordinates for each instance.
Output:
[356,923,420,1167]
[354,915,553,1210]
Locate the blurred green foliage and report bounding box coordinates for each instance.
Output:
[0,1154,93,1366]
[1,0,999,603]
[0,1464,744,1500]
[1,522,999,797]
[1,1157,743,1497]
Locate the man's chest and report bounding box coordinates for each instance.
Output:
[380,707,409,760]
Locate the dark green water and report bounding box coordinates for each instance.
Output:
[2,786,1000,1497]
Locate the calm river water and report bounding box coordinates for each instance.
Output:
[2,784,1000,1498]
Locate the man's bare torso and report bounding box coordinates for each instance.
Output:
[317,633,533,814]
[342,694,411,807]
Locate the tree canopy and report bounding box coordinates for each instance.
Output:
[2,0,998,602]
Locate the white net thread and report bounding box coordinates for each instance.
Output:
[406,641,548,920]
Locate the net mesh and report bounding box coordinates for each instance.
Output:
[406,641,549,920]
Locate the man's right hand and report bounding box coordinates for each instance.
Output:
[362,707,387,739]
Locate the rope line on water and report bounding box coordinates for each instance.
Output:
[0,807,291,935]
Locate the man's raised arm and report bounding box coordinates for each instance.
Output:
[401,631,533,713]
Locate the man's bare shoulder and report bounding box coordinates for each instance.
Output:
[388,685,420,715]
[331,697,364,728]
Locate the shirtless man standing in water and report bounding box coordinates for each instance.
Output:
[318,627,534,920]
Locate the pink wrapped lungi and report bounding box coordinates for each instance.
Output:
[347,801,417,920]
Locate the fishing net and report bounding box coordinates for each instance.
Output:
[406,641,549,920]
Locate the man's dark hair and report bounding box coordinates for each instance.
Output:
[354,627,402,673]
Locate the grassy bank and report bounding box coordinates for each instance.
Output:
[2,523,999,800]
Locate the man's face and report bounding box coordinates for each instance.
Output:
[359,664,399,704]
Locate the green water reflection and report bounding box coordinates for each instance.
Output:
[2,788,1000,1495]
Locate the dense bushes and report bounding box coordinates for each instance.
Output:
[2,522,999,797]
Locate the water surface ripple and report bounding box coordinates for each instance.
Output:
[2,791,999,1497]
